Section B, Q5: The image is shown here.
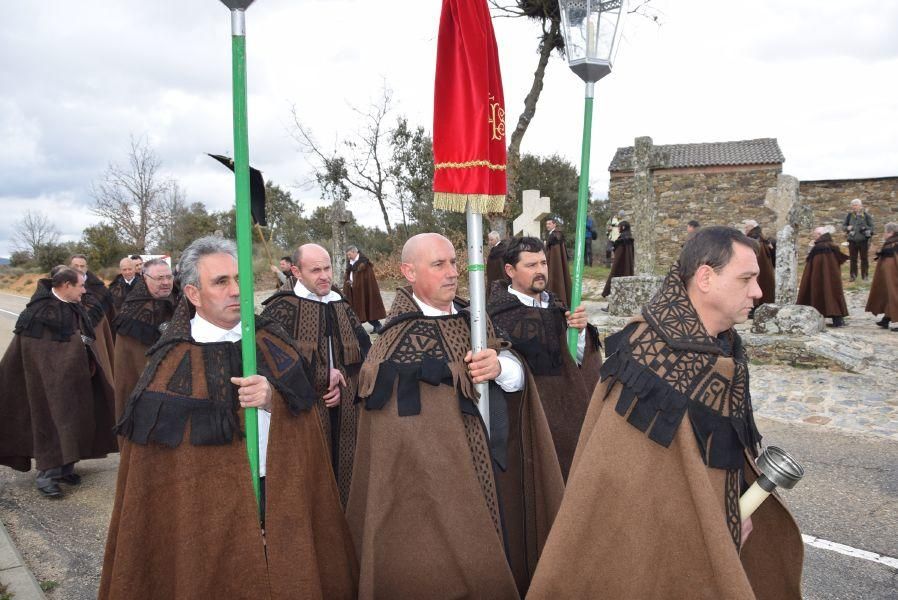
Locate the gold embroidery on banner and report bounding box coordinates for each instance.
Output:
[488,94,505,141]
[434,160,506,171]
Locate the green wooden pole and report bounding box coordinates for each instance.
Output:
[567,83,594,358]
[228,7,261,508]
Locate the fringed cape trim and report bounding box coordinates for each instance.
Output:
[14,279,94,341]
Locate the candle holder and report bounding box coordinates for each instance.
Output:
[739,445,805,522]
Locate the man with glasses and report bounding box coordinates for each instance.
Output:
[112,259,176,422]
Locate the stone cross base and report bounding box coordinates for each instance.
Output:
[608,275,664,317]
[751,304,824,335]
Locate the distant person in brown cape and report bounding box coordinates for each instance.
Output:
[270,255,297,289]
[0,267,117,498]
[343,245,387,333]
[797,226,849,327]
[108,257,139,312]
[485,230,508,288]
[347,233,563,599]
[99,236,357,600]
[743,219,776,311]
[601,220,635,298]
[487,236,602,481]
[261,243,371,507]
[866,222,898,332]
[544,216,572,306]
[71,253,116,321]
[528,226,804,599]
[111,258,175,422]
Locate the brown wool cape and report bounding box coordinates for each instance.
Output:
[108,274,138,312]
[866,233,898,320]
[347,287,564,599]
[797,233,849,318]
[85,270,116,321]
[260,287,371,506]
[0,279,117,472]
[747,227,776,306]
[545,229,572,306]
[342,253,387,323]
[601,232,635,298]
[528,266,803,600]
[99,299,358,600]
[486,240,508,288]
[487,281,602,481]
[82,287,116,375]
[111,278,175,422]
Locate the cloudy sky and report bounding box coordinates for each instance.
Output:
[1,0,896,257]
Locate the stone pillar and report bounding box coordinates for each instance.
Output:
[608,137,667,316]
[632,136,657,276]
[764,174,812,304]
[330,199,352,285]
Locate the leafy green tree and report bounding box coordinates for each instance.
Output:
[9,250,32,268]
[81,223,134,269]
[35,243,72,272]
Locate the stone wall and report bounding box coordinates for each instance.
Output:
[609,171,898,269]
[798,176,898,252]
[609,165,781,270]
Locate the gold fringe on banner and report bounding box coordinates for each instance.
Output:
[433,192,506,214]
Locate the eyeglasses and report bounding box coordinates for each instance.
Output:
[145,274,174,282]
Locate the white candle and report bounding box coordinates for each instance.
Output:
[739,481,771,522]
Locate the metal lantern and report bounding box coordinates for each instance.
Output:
[558,0,628,357]
[559,0,627,83]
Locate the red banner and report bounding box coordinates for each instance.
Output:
[432,0,506,214]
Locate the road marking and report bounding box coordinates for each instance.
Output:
[0,308,19,317]
[0,292,30,299]
[803,534,898,569]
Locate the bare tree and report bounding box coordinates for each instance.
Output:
[91,136,174,252]
[291,86,396,235]
[12,210,60,259]
[488,0,660,233]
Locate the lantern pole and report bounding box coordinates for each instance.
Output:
[221,0,261,510]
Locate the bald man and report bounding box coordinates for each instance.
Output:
[347,233,563,598]
[108,257,139,311]
[260,243,371,507]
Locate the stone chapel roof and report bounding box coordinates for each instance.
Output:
[608,138,784,172]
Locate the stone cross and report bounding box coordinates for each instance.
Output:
[330,199,352,285]
[631,136,669,275]
[513,189,551,237]
[765,174,813,304]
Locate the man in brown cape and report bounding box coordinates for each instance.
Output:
[261,243,371,507]
[866,222,898,332]
[100,236,357,599]
[528,226,804,600]
[486,230,507,288]
[0,267,117,498]
[111,258,175,421]
[347,233,563,599]
[797,225,849,327]
[544,216,572,306]
[71,253,116,321]
[601,219,635,298]
[343,245,386,333]
[743,219,776,310]
[70,256,116,376]
[108,256,139,312]
[488,236,602,481]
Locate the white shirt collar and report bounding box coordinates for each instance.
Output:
[349,257,358,265]
[412,293,457,316]
[293,280,341,303]
[190,312,242,343]
[124,277,134,285]
[51,288,73,303]
[507,285,549,308]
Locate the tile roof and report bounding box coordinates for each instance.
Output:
[608,138,784,172]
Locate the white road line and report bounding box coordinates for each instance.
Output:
[0,291,30,299]
[0,308,19,317]
[803,534,898,569]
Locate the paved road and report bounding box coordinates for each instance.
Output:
[0,290,896,599]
